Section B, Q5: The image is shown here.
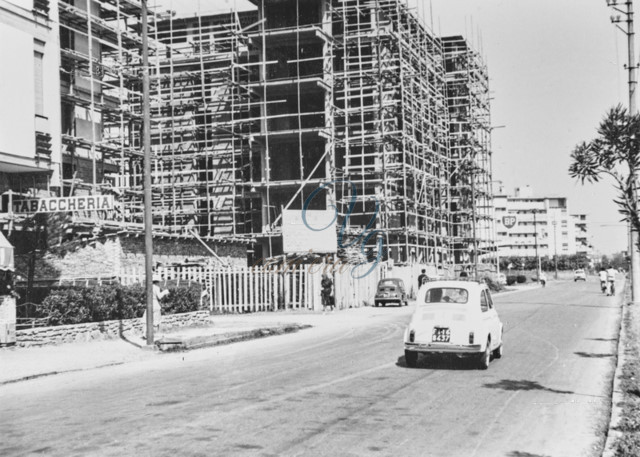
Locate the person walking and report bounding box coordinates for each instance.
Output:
[417,269,427,291]
[142,274,169,339]
[539,271,547,287]
[321,273,334,313]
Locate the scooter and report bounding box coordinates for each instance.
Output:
[601,280,607,294]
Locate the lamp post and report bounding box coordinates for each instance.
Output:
[553,219,559,279]
[607,0,640,303]
[533,209,541,282]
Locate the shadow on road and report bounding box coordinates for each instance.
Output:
[506,452,551,457]
[396,355,477,371]
[483,379,574,395]
[586,337,617,342]
[508,302,618,310]
[574,351,615,358]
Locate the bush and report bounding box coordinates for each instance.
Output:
[516,275,527,284]
[506,275,517,286]
[35,282,204,326]
[482,277,504,293]
[161,282,202,315]
[39,288,90,326]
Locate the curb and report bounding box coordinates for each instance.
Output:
[0,324,312,384]
[0,361,127,386]
[603,279,629,457]
[156,324,311,352]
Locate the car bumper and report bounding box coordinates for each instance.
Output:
[375,297,403,303]
[404,342,483,355]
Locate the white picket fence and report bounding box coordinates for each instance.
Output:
[121,262,385,313]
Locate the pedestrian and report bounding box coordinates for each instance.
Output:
[142,274,169,339]
[321,273,334,313]
[417,269,427,290]
[539,271,546,287]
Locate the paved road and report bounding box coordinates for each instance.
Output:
[0,280,622,457]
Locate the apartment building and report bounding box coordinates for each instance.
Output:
[494,186,591,259]
[0,0,61,201]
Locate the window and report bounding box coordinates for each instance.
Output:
[34,51,44,116]
[425,288,468,304]
[486,290,494,309]
[480,291,489,312]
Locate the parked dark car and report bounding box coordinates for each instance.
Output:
[374,278,408,307]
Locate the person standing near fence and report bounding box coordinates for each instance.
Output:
[142,274,169,339]
[321,273,334,313]
[417,269,427,291]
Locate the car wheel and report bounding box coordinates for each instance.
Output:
[405,350,418,368]
[478,338,491,370]
[492,343,503,359]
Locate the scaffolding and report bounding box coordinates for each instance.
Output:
[58,0,145,226]
[55,0,495,272]
[332,0,452,267]
[442,35,495,272]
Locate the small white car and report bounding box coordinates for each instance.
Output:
[403,280,504,369]
[574,269,586,281]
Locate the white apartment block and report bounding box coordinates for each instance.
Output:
[0,0,61,193]
[494,186,591,259]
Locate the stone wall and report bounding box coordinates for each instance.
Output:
[120,237,247,270]
[16,310,210,347]
[14,233,248,283]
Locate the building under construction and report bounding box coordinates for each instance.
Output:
[2,0,496,274]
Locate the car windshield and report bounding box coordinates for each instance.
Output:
[425,287,469,304]
[378,280,399,287]
[575,270,584,274]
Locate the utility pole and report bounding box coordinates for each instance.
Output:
[553,219,559,280]
[608,0,640,303]
[141,0,154,344]
[533,209,541,281]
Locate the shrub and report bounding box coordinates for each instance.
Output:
[482,277,504,293]
[161,282,202,315]
[506,275,517,286]
[38,288,90,326]
[35,282,203,326]
[516,275,527,284]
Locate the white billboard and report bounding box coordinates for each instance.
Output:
[282,209,337,254]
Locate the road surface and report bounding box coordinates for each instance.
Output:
[0,280,622,457]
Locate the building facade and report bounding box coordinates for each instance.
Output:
[0,0,497,275]
[0,0,61,199]
[494,186,591,259]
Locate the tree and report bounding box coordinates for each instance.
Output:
[569,105,640,250]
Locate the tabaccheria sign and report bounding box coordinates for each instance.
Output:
[12,195,115,214]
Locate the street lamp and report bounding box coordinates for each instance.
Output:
[533,209,541,282]
[553,219,559,280]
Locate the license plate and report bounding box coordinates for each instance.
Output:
[432,327,450,343]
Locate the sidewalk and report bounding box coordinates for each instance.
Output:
[0,309,362,385]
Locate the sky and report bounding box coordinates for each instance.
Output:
[158,0,631,255]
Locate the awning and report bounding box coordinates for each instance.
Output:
[0,232,14,272]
